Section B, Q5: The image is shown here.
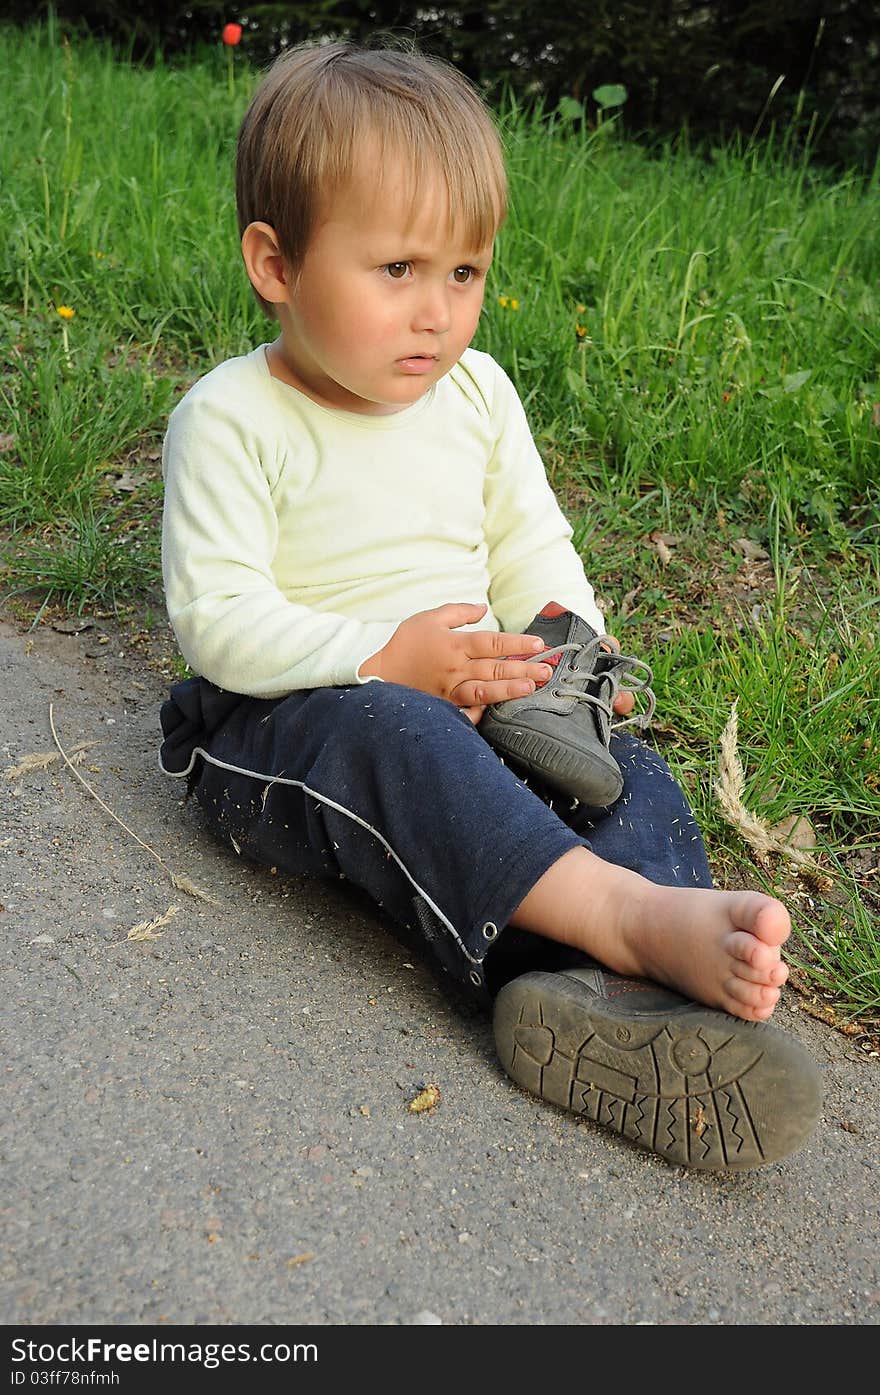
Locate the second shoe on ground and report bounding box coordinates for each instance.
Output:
[494,963,823,1170]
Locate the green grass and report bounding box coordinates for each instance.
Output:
[1,23,878,1024]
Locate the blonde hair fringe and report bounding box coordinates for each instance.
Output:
[236,41,508,316]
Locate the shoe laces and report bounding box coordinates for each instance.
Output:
[524,635,656,731]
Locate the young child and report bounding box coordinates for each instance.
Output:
[158,40,821,1171]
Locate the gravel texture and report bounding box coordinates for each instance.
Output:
[1,614,878,1326]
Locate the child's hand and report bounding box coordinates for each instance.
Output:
[359,603,554,708]
[461,703,487,725]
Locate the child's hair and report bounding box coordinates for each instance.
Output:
[236,40,508,316]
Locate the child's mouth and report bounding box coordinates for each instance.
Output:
[397,354,438,374]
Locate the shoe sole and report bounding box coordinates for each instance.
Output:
[493,971,822,1170]
[479,718,623,806]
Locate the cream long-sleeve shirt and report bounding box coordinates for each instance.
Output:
[161,343,604,697]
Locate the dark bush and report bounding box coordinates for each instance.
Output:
[1,1,877,166]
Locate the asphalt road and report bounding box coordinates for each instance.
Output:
[2,615,878,1326]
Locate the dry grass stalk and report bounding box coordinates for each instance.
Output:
[48,703,220,905]
[713,701,831,884]
[5,751,57,778]
[5,741,96,780]
[126,905,180,941]
[171,872,218,904]
[714,703,777,862]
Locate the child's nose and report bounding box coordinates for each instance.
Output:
[412,283,451,333]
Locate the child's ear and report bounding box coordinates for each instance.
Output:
[241,222,292,306]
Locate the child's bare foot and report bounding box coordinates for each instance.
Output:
[511,850,791,1023]
[503,850,821,1170]
[616,882,790,1022]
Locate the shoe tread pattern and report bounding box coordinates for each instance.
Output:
[494,975,821,1170]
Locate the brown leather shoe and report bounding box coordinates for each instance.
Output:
[493,963,822,1170]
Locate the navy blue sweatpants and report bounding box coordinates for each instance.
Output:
[159,678,713,1002]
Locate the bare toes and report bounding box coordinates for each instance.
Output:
[724,977,781,1012]
[728,953,776,985]
[748,1000,777,1022]
[769,960,789,988]
[735,894,791,948]
[727,950,789,989]
[729,930,778,975]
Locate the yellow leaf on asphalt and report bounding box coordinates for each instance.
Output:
[408,1083,441,1113]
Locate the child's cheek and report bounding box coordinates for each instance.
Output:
[376,311,403,344]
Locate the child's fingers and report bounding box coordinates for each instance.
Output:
[461,704,486,725]
[452,676,540,707]
[612,690,635,715]
[463,629,547,659]
[430,601,488,628]
[469,659,553,686]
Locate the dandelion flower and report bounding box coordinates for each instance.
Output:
[498,294,509,308]
[575,323,588,339]
[56,305,75,320]
[509,298,520,311]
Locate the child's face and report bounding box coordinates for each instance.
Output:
[271,164,495,415]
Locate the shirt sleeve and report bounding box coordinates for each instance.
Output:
[482,363,605,633]
[161,390,398,697]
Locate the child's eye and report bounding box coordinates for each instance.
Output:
[384,262,410,279]
[452,266,475,284]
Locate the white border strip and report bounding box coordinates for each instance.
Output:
[158,745,479,965]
